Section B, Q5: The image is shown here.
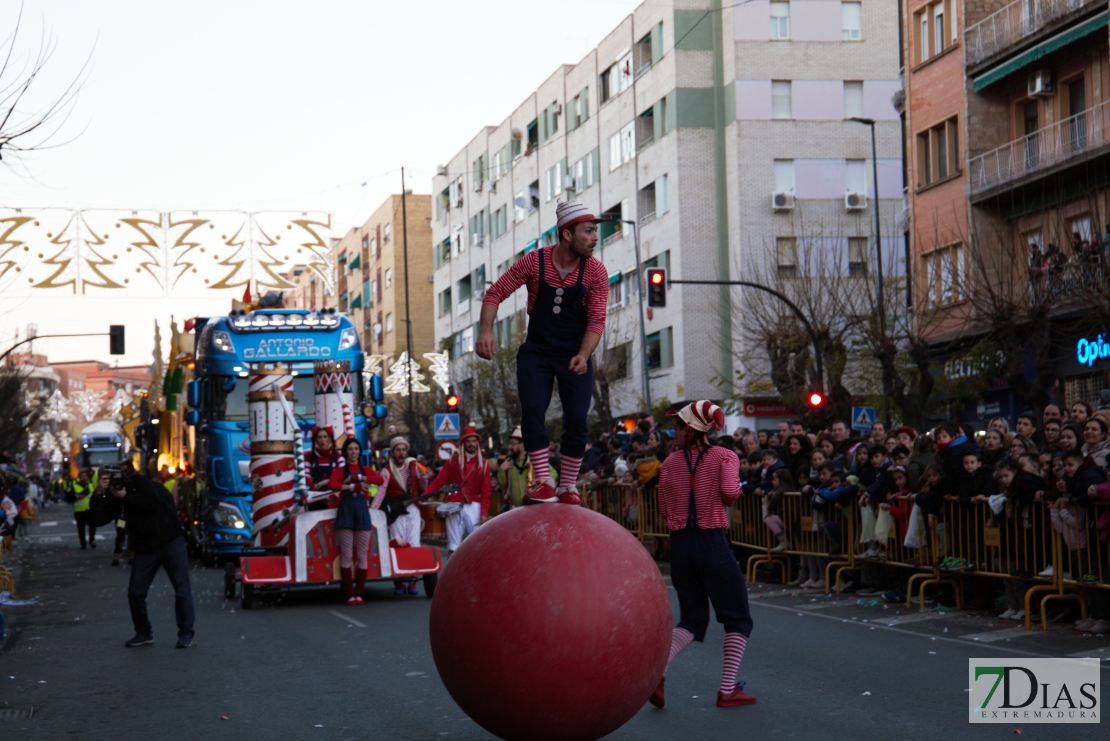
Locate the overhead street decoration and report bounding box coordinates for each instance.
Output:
[0,209,333,297]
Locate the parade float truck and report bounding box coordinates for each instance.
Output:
[183,306,442,606]
[77,421,131,470]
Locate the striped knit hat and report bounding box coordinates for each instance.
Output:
[556,199,607,231]
[666,400,726,433]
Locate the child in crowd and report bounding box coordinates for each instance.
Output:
[764,468,793,553]
[993,458,1041,620]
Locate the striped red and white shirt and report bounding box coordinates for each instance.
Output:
[658,445,741,531]
[482,248,609,337]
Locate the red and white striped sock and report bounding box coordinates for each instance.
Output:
[664,627,695,677]
[720,633,748,693]
[559,455,583,488]
[528,448,550,482]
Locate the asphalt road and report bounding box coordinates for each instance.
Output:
[2,510,1107,740]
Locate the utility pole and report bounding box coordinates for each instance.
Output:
[401,168,416,444]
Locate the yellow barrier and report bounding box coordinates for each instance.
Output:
[584,482,1110,631]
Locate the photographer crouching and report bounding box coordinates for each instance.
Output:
[108,463,196,649]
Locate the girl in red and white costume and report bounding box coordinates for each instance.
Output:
[326,438,384,604]
[649,400,755,709]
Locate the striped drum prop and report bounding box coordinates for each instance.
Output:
[313,360,356,447]
[248,364,298,547]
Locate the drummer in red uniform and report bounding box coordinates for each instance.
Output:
[425,426,491,553]
[378,436,427,595]
[649,400,755,709]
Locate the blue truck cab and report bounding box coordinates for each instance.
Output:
[185,307,376,563]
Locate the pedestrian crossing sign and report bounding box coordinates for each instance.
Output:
[851,406,876,432]
[434,413,461,439]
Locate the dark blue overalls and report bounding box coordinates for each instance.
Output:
[671,446,754,641]
[516,247,594,459]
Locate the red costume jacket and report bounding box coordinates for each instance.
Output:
[381,460,425,500]
[427,452,491,517]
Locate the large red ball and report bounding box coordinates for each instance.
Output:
[429,505,672,741]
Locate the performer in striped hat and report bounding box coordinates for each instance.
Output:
[476,199,610,505]
[649,400,756,710]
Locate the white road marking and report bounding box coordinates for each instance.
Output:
[879,613,936,627]
[38,537,63,543]
[328,610,366,628]
[961,627,1031,643]
[39,522,58,527]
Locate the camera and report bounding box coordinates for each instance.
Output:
[101,465,126,490]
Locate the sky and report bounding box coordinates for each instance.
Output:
[0,0,642,367]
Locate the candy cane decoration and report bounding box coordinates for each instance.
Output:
[314,360,355,447]
[248,365,297,547]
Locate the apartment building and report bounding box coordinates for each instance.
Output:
[906,0,1110,422]
[432,0,902,425]
[328,194,435,360]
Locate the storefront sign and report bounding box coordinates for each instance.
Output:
[1076,334,1110,368]
[743,400,793,417]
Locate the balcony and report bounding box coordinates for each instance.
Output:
[968,99,1110,197]
[965,0,1101,67]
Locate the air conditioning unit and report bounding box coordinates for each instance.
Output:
[436,165,447,176]
[428,273,435,283]
[563,174,576,191]
[475,236,485,247]
[772,192,795,210]
[845,192,868,210]
[487,179,497,193]
[552,102,562,115]
[1028,69,1053,97]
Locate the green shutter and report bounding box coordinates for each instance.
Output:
[651,22,664,64]
[656,175,668,214]
[665,90,677,133]
[653,100,665,142]
[538,110,548,142]
[660,327,674,368]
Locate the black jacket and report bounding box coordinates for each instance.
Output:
[955,466,996,506]
[122,474,184,554]
[1065,458,1105,507]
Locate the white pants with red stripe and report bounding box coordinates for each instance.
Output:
[389,503,422,548]
[446,502,481,552]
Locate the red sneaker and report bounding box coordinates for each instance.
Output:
[649,677,665,708]
[717,685,756,707]
[556,487,582,505]
[523,480,558,505]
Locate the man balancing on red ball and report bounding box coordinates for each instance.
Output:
[476,199,610,505]
[650,400,756,709]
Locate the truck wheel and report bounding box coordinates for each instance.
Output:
[423,572,438,599]
[223,564,237,599]
[241,584,254,610]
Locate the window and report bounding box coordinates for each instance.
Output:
[635,32,653,77]
[545,160,566,201]
[460,326,474,355]
[614,52,632,94]
[568,87,589,131]
[438,288,452,317]
[848,237,868,276]
[772,80,792,119]
[514,191,526,223]
[599,203,624,244]
[612,342,631,379]
[844,81,863,119]
[923,243,964,308]
[913,1,955,65]
[469,209,487,245]
[528,180,540,210]
[385,313,393,333]
[383,223,392,243]
[435,238,450,269]
[915,117,959,188]
[770,2,790,40]
[638,175,668,223]
[638,106,655,150]
[846,159,866,193]
[451,232,463,257]
[842,2,861,41]
[776,237,797,277]
[774,159,795,193]
[608,122,636,171]
[573,149,601,192]
[491,206,508,239]
[457,274,472,303]
[539,101,560,142]
[526,119,539,153]
[385,268,392,288]
[645,327,674,370]
[608,274,626,308]
[599,69,612,104]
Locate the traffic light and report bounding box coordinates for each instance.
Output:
[109,325,125,355]
[646,269,666,307]
[806,390,825,408]
[446,394,460,411]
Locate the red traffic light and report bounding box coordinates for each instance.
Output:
[446,394,460,410]
[650,271,663,285]
[807,391,825,408]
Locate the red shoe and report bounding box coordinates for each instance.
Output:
[717,685,756,707]
[649,677,665,708]
[523,480,558,505]
[556,487,582,506]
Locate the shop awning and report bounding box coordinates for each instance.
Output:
[350,294,362,309]
[973,11,1107,91]
[608,272,621,285]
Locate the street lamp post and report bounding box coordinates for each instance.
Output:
[850,116,890,427]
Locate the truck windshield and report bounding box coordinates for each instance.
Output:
[211,376,349,420]
[86,450,123,467]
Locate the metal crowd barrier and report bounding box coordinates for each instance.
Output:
[583,484,1110,631]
